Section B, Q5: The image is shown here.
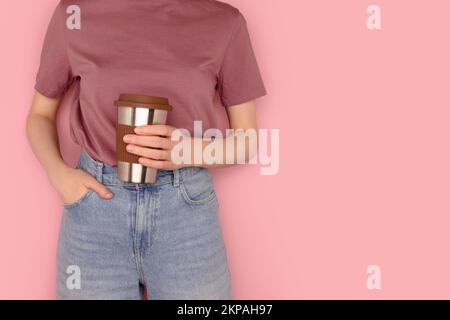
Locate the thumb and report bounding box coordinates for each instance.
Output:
[84,176,113,200]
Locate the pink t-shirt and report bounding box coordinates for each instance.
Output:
[35,0,267,166]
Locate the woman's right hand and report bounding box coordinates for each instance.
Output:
[48,164,114,205]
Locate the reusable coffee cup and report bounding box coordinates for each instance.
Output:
[115,94,172,184]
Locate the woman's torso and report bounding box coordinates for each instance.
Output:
[66,0,237,165]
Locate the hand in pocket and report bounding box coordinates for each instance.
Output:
[48,165,114,205]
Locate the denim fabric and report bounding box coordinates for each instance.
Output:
[57,150,232,300]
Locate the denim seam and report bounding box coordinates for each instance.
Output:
[148,189,158,249]
[133,188,146,284]
[139,191,148,257]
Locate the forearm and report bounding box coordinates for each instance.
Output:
[26,114,68,178]
[126,101,258,170]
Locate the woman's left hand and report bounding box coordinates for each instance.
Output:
[123,124,185,170]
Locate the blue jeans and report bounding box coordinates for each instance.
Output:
[57,150,232,300]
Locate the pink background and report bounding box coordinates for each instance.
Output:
[1,0,450,299]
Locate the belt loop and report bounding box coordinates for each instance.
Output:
[173,169,180,187]
[96,162,104,184]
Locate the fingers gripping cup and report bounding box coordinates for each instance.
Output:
[115,94,172,184]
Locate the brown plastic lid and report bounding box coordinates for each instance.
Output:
[114,93,172,111]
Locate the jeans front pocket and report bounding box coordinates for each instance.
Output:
[179,168,217,206]
[63,188,95,210]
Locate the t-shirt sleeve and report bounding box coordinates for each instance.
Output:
[35,2,74,98]
[218,11,267,107]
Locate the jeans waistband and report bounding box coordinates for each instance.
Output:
[77,149,202,188]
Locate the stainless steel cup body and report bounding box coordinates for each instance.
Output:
[117,106,169,184]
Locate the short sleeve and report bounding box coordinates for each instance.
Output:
[35,2,73,98]
[218,11,267,107]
